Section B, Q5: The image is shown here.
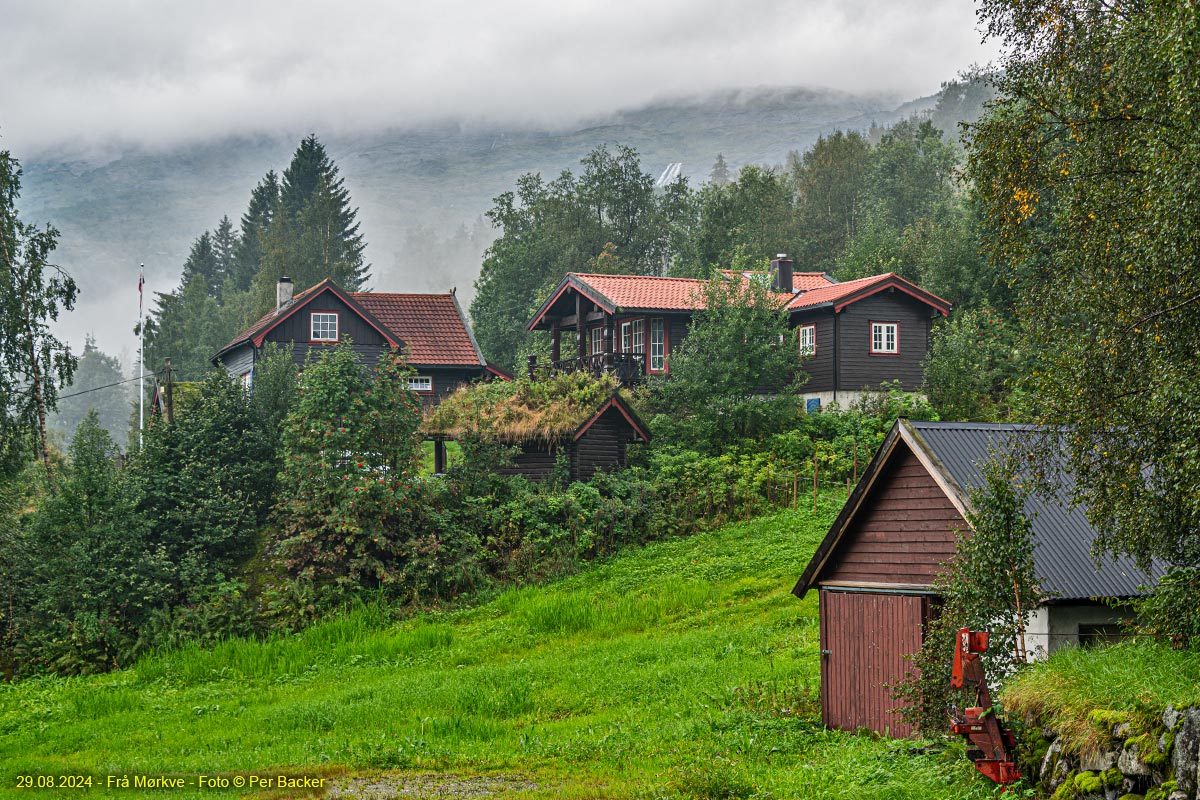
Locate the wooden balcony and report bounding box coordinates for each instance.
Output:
[527,353,646,386]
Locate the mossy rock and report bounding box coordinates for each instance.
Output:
[1051,775,1081,800]
[1126,733,1168,767]
[1074,771,1103,793]
[1116,794,1144,800]
[1092,709,1132,734]
[1143,781,1177,800]
[1101,767,1123,788]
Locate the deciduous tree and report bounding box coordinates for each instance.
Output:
[968,0,1200,570]
[0,150,77,480]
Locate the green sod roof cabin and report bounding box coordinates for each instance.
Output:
[423,373,650,482]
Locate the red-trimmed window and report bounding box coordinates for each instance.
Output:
[408,376,433,393]
[649,318,666,372]
[590,326,605,356]
[870,321,898,354]
[798,324,816,357]
[311,312,338,342]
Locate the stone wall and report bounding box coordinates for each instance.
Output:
[1028,706,1200,800]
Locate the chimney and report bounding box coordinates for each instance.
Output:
[771,254,794,292]
[276,276,294,310]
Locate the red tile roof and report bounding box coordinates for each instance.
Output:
[570,273,711,312]
[719,270,837,291]
[786,272,950,315]
[351,292,485,366]
[214,279,485,367]
[528,270,950,331]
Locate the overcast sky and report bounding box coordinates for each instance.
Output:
[1,0,999,155]
[1,0,1000,374]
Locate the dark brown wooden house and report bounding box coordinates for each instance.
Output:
[526,258,951,407]
[212,277,502,404]
[793,420,1163,738]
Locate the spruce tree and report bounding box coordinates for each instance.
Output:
[265,135,368,291]
[180,231,220,297]
[212,215,238,295]
[230,171,280,293]
[709,153,731,187]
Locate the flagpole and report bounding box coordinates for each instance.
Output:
[138,264,145,448]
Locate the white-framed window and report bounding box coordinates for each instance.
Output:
[798,324,816,357]
[871,322,898,354]
[622,319,644,353]
[649,318,666,372]
[311,312,338,341]
[408,376,433,393]
[590,326,605,355]
[239,370,253,388]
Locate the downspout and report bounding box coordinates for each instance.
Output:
[833,311,840,406]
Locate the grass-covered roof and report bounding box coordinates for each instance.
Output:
[422,372,626,442]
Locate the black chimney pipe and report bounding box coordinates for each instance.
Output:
[771,254,794,292]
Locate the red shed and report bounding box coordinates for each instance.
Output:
[794,420,1163,738]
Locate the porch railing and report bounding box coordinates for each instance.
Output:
[527,353,645,385]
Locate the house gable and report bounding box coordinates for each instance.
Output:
[261,289,391,349]
[820,441,966,590]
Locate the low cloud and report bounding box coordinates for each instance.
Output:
[0,0,998,155]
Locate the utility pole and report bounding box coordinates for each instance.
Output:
[138,264,145,448]
[164,357,174,424]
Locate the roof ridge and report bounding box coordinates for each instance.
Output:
[571,272,707,283]
[351,291,454,298]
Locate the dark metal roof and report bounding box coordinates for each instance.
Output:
[908,421,1165,601]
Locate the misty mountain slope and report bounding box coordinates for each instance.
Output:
[15,85,939,355]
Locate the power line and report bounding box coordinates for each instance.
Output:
[56,374,144,401]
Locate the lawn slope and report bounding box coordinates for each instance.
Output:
[1,499,992,799]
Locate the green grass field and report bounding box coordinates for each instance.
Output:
[0,498,996,799]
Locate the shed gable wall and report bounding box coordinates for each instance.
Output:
[822,443,965,588]
[571,409,630,481]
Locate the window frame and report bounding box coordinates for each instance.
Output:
[869,321,899,356]
[798,324,816,358]
[407,375,434,394]
[590,326,605,356]
[648,317,668,373]
[310,311,340,343]
[619,318,646,355]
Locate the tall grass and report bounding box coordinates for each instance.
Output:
[1,500,998,799]
[1001,639,1200,753]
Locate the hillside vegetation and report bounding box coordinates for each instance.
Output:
[0,505,994,799]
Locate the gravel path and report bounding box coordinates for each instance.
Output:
[325,774,540,799]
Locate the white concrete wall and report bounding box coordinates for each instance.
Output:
[802,389,929,412]
[1023,603,1137,660]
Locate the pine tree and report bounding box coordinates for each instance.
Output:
[49,335,130,447]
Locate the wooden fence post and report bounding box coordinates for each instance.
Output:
[812,454,819,513]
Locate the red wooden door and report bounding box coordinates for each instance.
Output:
[819,589,925,738]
